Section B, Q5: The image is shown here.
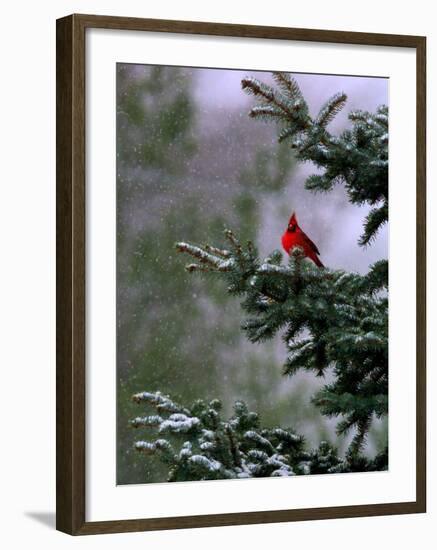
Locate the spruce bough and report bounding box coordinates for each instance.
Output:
[131,390,387,480]
[130,72,388,481]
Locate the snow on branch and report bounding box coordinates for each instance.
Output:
[131,391,387,481]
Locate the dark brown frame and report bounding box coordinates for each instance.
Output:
[56,13,427,535]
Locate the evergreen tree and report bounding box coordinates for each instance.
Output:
[131,72,388,480]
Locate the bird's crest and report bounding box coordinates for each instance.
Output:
[288,212,297,227]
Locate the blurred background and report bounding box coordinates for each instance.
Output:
[116,64,388,485]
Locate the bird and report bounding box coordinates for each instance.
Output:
[281,212,324,268]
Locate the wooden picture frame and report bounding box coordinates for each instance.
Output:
[56,13,426,535]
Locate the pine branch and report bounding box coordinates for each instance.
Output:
[359,202,388,246]
[315,92,347,128]
[131,391,387,480]
[131,393,305,480]
[175,242,235,272]
[272,72,304,102]
[249,105,289,122]
[241,77,276,104]
[242,75,310,130]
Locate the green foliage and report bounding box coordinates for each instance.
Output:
[242,73,388,246]
[130,391,387,481]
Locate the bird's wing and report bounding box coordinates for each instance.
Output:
[301,231,320,255]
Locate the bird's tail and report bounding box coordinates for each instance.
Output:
[313,256,324,268]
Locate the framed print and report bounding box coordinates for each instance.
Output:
[56,14,426,535]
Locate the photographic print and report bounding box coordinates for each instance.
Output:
[116,64,389,485]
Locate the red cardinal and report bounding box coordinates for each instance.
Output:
[281,212,324,267]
